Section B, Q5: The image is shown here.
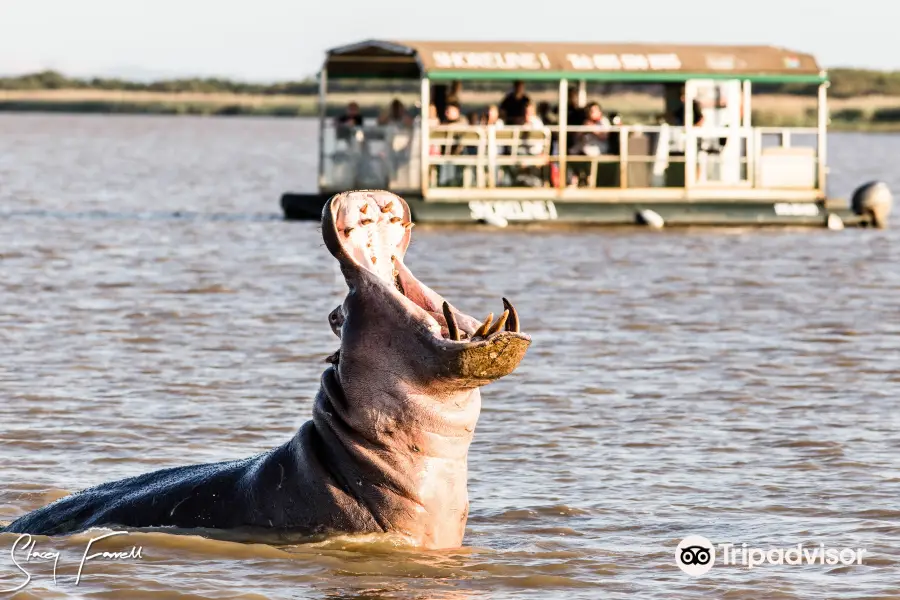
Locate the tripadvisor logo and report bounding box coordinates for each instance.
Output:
[676,535,715,576]
[675,535,867,575]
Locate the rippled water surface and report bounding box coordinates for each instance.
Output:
[1,115,899,599]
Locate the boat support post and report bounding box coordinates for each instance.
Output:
[420,77,430,197]
[318,68,327,189]
[558,78,568,192]
[817,78,828,193]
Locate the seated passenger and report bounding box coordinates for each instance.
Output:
[537,101,558,154]
[571,102,611,156]
[378,98,413,127]
[337,101,363,127]
[446,80,462,111]
[427,103,441,128]
[522,102,546,156]
[444,104,467,126]
[336,101,363,141]
[482,104,504,127]
[499,80,530,126]
[443,104,468,155]
[565,88,583,125]
[537,101,557,126]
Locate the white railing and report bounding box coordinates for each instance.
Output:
[419,124,822,191]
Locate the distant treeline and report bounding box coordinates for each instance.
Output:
[3,68,900,98]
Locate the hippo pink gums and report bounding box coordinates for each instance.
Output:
[2,190,531,549]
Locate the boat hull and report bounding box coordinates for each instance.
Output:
[280,192,875,228]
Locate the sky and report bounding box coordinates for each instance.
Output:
[1,0,899,82]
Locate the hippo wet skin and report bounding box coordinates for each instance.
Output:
[2,190,530,549]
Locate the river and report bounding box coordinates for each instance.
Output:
[1,114,898,599]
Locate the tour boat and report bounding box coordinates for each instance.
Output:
[280,39,893,229]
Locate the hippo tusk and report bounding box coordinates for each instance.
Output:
[502,298,520,333]
[473,313,494,338]
[486,310,509,336]
[442,301,461,341]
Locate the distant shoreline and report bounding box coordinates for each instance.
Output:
[2,89,900,132]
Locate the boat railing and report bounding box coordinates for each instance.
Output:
[422,124,822,193]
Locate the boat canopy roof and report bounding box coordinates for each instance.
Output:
[323,39,826,84]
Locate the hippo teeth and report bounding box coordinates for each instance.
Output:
[442,299,521,342]
[502,298,520,333]
[473,313,494,338]
[486,310,509,336]
[442,301,461,341]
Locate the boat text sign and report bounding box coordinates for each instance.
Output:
[565,53,682,71]
[433,52,552,71]
[431,50,683,72]
[468,200,559,221]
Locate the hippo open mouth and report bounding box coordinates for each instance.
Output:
[323,190,531,385]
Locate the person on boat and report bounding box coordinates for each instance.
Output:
[427,103,441,128]
[565,87,585,151]
[515,102,548,187]
[442,104,470,156]
[337,101,363,127]
[571,102,611,156]
[378,98,413,128]
[446,80,462,114]
[335,101,363,142]
[499,80,530,126]
[522,102,549,156]
[481,104,504,128]
[427,104,442,156]
[672,87,704,127]
[669,87,705,181]
[566,102,611,186]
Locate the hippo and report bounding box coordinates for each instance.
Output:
[1,190,531,549]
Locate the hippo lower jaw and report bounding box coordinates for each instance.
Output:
[2,191,530,551]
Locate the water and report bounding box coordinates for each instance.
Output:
[1,114,899,599]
